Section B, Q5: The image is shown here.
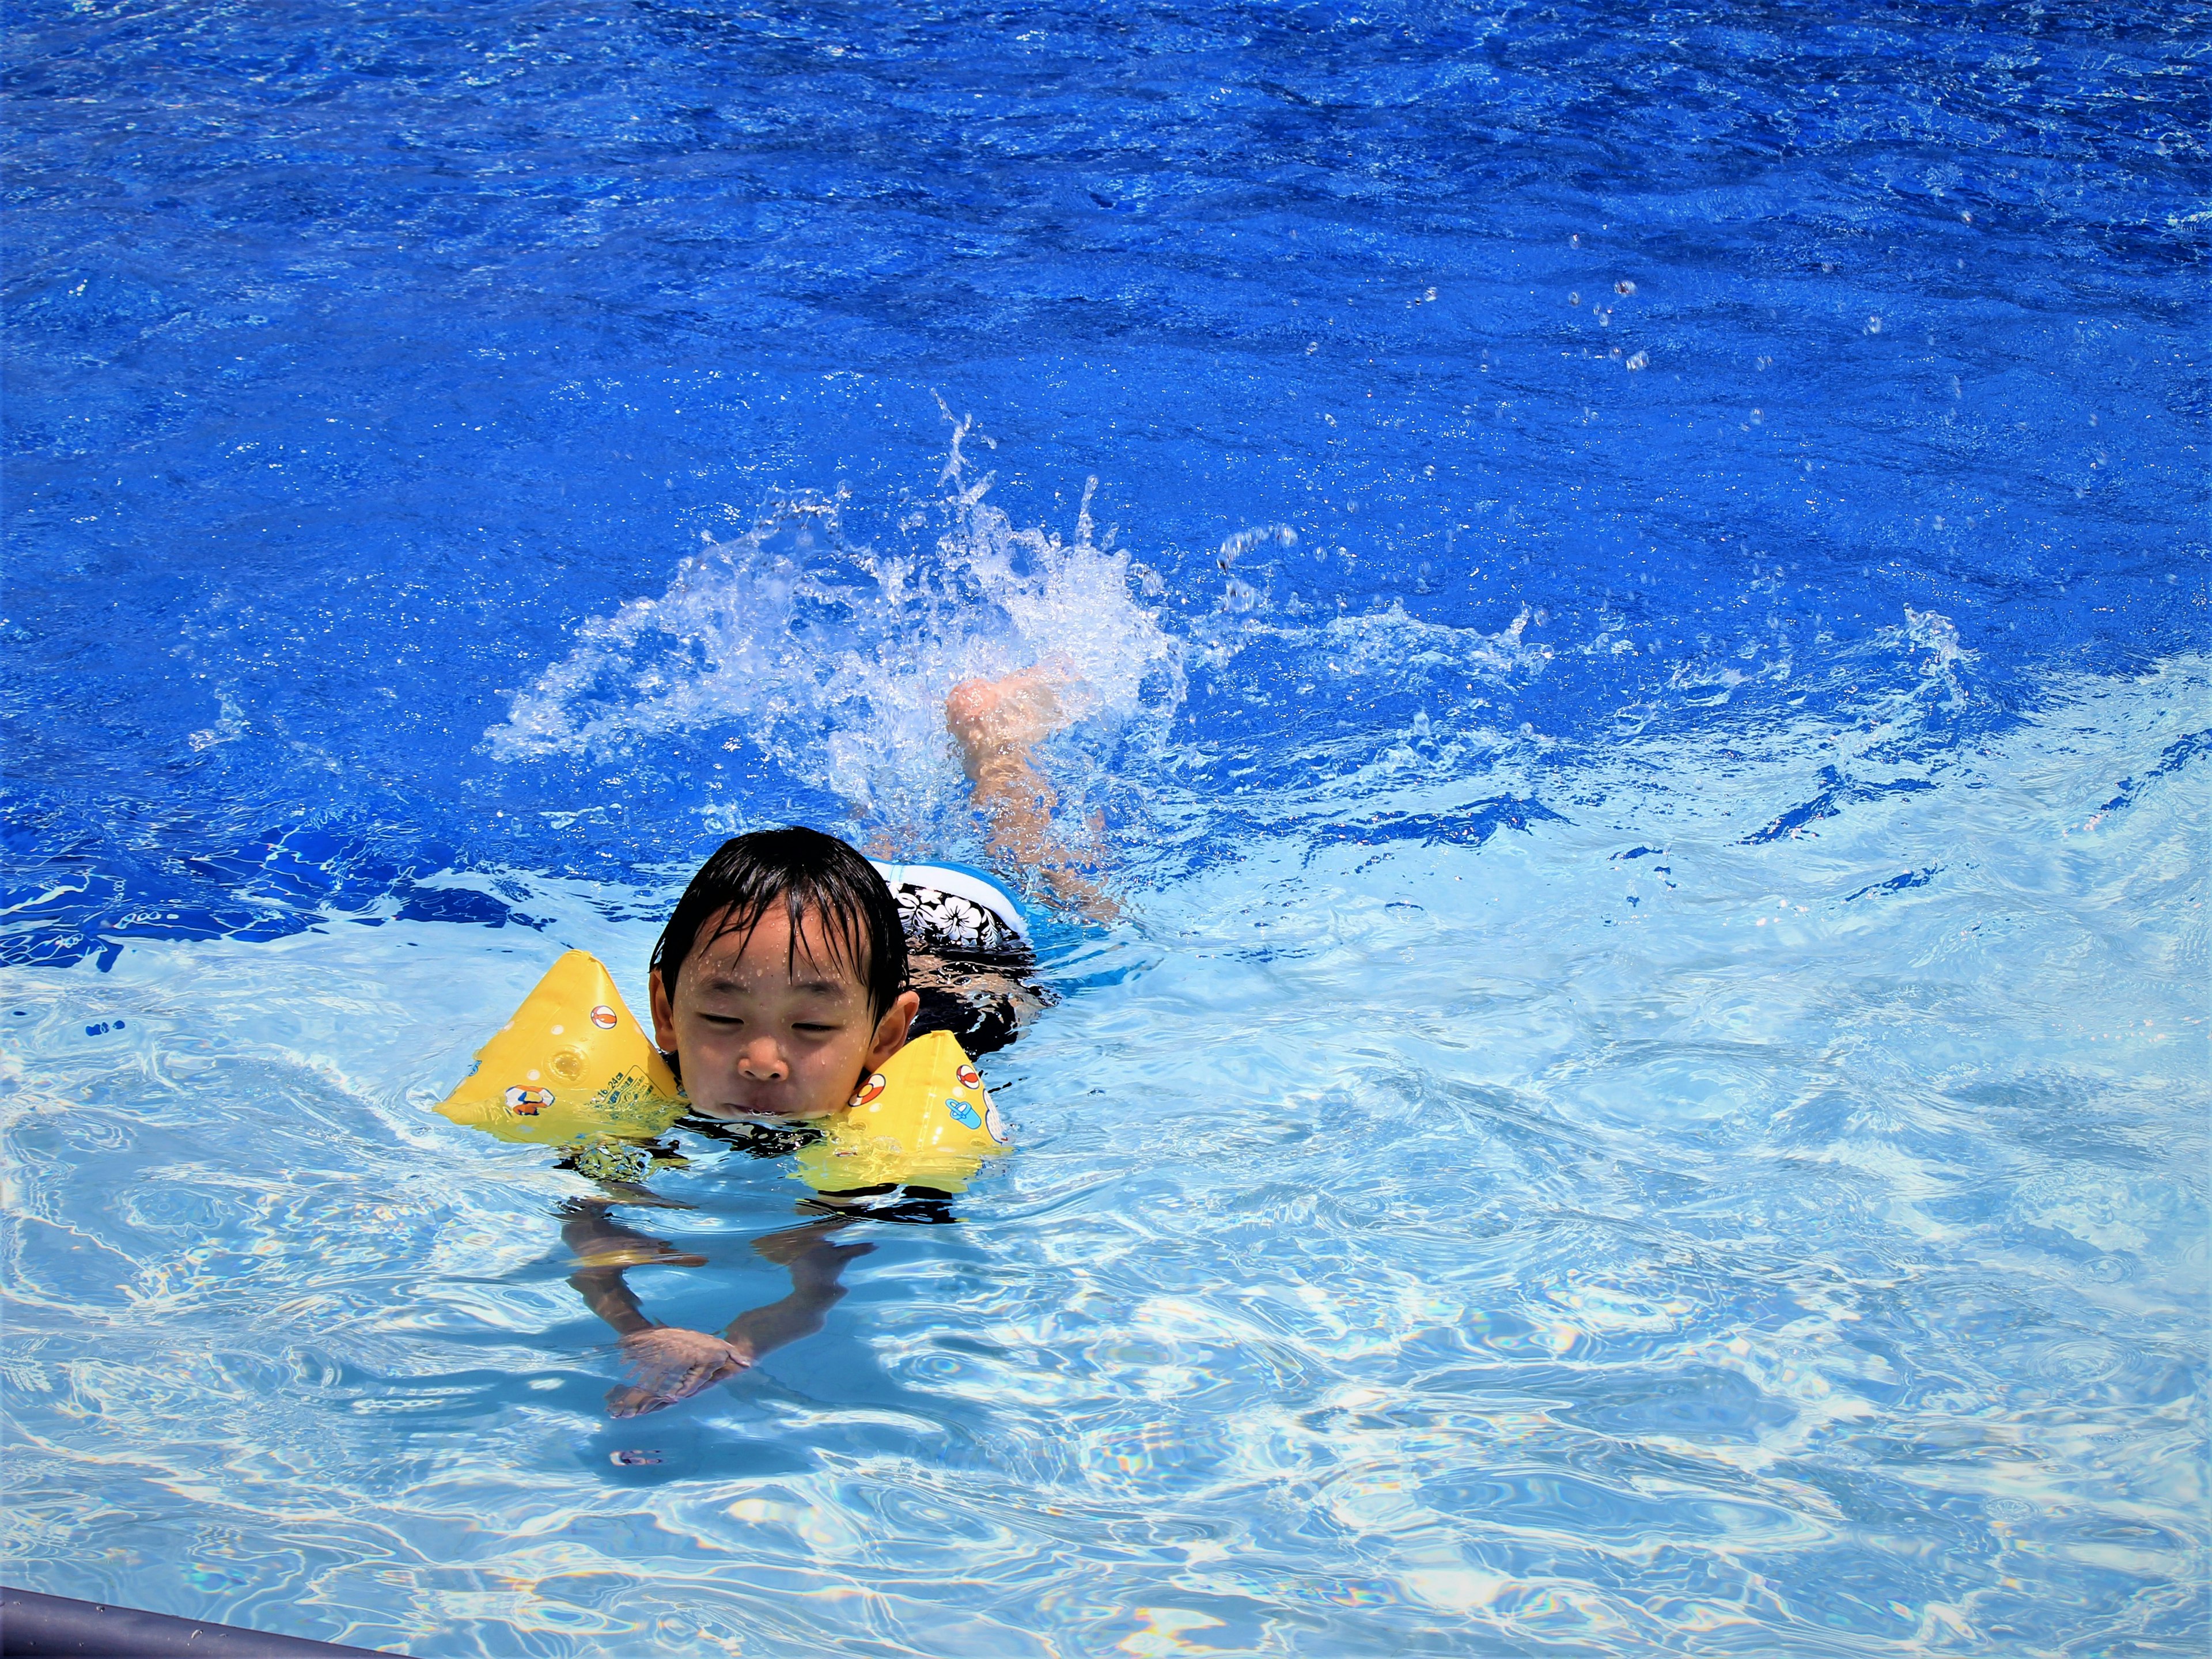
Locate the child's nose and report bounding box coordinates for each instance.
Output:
[737,1039,788,1081]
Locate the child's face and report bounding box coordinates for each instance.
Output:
[651,903,916,1121]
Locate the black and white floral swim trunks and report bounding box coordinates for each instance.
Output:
[870,861,1044,1056]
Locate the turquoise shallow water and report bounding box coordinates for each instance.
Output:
[4,652,2205,1656]
[4,0,2207,1650]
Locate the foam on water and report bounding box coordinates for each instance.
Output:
[2,642,2200,1656]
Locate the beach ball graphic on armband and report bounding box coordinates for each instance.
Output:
[956,1063,982,1091]
[505,1085,555,1116]
[850,1073,888,1108]
[590,1005,619,1030]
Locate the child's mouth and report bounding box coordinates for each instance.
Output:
[696,1096,823,1123]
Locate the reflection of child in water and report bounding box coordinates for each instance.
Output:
[567,666,1105,1418]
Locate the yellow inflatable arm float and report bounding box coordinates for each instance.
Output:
[793,1028,1010,1198]
[436,950,1009,1195]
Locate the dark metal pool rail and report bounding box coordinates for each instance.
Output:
[0,1588,400,1657]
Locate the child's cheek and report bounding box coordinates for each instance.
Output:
[810,1048,861,1114]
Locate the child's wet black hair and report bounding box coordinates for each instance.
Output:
[652,827,908,1021]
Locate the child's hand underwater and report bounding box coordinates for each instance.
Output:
[606,1327,752,1418]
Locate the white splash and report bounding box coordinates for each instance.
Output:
[1214,524,1298,567]
[1898,604,1979,704]
[485,452,1179,836]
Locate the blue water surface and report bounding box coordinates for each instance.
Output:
[3,0,2206,1654]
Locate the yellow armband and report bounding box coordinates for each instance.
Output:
[793,1028,1011,1198]
[435,951,687,1173]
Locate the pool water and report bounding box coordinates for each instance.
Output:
[3,1,2205,1654]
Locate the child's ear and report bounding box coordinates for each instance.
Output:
[650,971,679,1056]
[865,990,921,1070]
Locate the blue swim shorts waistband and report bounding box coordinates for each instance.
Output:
[869,861,1031,940]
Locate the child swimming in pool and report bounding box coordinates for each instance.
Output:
[566,665,1103,1417]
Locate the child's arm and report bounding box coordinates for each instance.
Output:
[714,1219,874,1369]
[564,1202,873,1418]
[562,1199,700,1336]
[562,1200,748,1414]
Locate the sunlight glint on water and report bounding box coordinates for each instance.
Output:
[3,650,2200,1656]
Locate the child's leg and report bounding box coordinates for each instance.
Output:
[945,666,1115,916]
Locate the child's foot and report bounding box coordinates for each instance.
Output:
[945,664,1079,781]
[944,659,1121,922]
